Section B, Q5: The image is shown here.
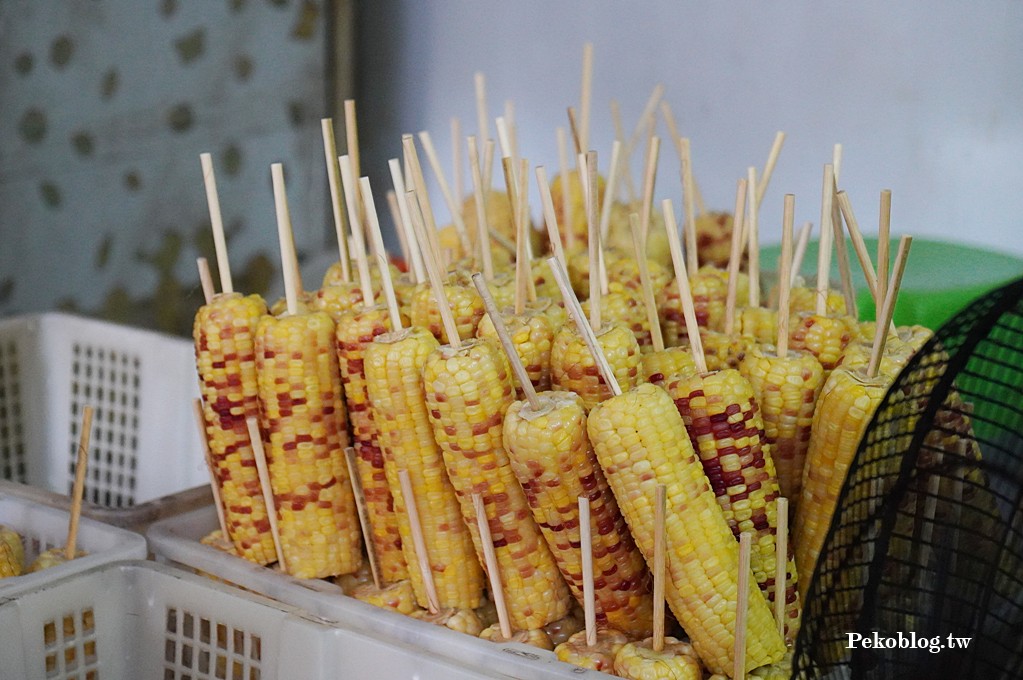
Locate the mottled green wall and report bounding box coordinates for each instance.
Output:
[0,0,340,337]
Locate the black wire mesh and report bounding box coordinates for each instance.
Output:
[793,276,1023,680]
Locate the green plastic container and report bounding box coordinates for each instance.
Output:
[761,238,1023,330]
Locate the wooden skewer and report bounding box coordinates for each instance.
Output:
[536,166,568,271]
[406,190,462,348]
[197,257,215,304]
[815,165,836,316]
[755,131,786,207]
[322,118,352,284]
[627,84,666,159]
[556,127,574,250]
[502,157,528,315]
[360,177,404,331]
[467,136,495,279]
[609,99,638,203]
[402,135,445,269]
[246,417,286,573]
[399,469,440,614]
[877,190,892,321]
[639,136,660,244]
[724,179,749,336]
[734,532,752,680]
[790,222,813,287]
[194,399,228,539]
[473,492,512,639]
[504,100,518,163]
[578,42,594,156]
[496,116,514,165]
[660,103,706,215]
[518,158,536,303]
[482,138,496,203]
[200,153,234,294]
[65,405,94,560]
[868,235,912,379]
[566,107,583,157]
[473,273,541,410]
[746,167,760,308]
[652,484,667,652]
[474,72,489,159]
[548,256,621,397]
[830,162,858,318]
[836,191,879,301]
[388,158,427,285]
[579,496,597,647]
[777,196,795,358]
[680,137,699,274]
[598,141,623,244]
[345,447,382,590]
[662,199,707,373]
[586,150,602,330]
[774,497,789,637]
[386,189,413,276]
[631,214,665,352]
[418,131,473,256]
[270,163,302,317]
[338,156,376,311]
[452,117,463,204]
[344,100,363,220]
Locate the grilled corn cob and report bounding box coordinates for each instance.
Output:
[551,323,641,411]
[788,313,856,372]
[424,339,572,629]
[409,278,485,344]
[193,292,277,564]
[503,391,654,637]
[476,308,554,398]
[657,266,749,345]
[479,624,555,650]
[336,304,408,585]
[255,311,361,578]
[412,607,486,635]
[582,283,654,350]
[641,346,698,387]
[352,580,420,615]
[739,346,826,507]
[795,366,890,598]
[613,637,703,680]
[0,526,23,578]
[588,383,785,674]
[365,327,485,610]
[555,628,630,673]
[666,368,800,640]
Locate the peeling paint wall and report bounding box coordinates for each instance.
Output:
[0,0,338,336]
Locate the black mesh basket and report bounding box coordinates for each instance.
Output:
[793,276,1023,679]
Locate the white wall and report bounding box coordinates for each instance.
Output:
[357,1,1023,257]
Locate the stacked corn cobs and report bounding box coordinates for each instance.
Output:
[192,189,925,678]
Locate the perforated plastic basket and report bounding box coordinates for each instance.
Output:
[0,489,147,599]
[0,561,529,680]
[0,312,205,508]
[148,505,616,680]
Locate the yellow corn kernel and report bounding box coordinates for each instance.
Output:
[352,580,421,615]
[477,309,554,399]
[613,637,702,680]
[256,312,361,579]
[409,279,485,344]
[788,286,847,316]
[504,392,654,637]
[193,292,277,564]
[479,624,555,650]
[641,346,698,387]
[555,628,630,673]
[657,266,749,345]
[365,327,485,611]
[788,313,856,372]
[551,323,641,411]
[336,304,408,585]
[608,256,673,296]
[424,340,572,630]
[588,384,785,674]
[312,282,367,322]
[739,307,780,345]
[700,330,755,372]
[582,283,654,350]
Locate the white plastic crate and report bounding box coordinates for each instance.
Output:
[0,312,205,508]
[149,505,615,680]
[0,490,147,599]
[0,561,511,680]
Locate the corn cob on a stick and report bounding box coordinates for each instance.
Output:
[411,607,486,635]
[555,628,630,673]
[352,580,421,615]
[551,254,785,674]
[787,286,846,316]
[479,624,555,649]
[657,266,748,345]
[476,308,553,398]
[613,638,703,680]
[0,527,23,578]
[255,164,361,579]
